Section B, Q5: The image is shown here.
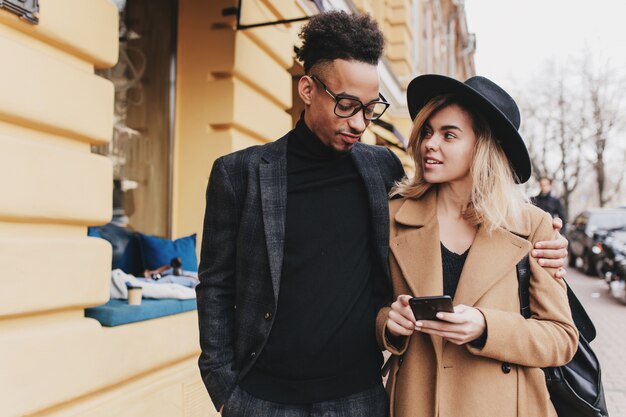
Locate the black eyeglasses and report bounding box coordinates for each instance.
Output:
[311,75,390,121]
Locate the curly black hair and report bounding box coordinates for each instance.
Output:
[296,11,385,74]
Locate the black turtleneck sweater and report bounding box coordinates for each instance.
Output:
[441,243,469,299]
[240,118,384,404]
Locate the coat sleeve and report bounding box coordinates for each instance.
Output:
[376,306,411,355]
[196,157,240,410]
[466,212,579,368]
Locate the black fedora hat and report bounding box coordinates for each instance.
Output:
[407,74,531,183]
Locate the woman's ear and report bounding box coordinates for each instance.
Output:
[298,76,314,105]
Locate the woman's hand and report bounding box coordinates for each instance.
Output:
[414,304,486,345]
[386,295,418,337]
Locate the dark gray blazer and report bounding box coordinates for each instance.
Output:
[196,132,405,408]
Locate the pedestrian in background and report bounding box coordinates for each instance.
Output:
[531,177,567,232]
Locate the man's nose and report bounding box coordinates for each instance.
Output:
[347,110,368,133]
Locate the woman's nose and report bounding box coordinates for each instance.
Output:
[424,135,441,151]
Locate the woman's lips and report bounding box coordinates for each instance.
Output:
[423,157,443,169]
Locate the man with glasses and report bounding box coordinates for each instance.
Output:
[197,10,568,417]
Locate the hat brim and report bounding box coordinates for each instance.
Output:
[407,74,531,183]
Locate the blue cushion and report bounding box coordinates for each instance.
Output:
[85,298,197,327]
[138,233,198,272]
[88,224,145,276]
[87,227,102,238]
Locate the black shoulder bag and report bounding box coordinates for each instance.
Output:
[516,256,609,417]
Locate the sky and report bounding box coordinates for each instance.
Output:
[464,0,626,208]
[464,0,626,93]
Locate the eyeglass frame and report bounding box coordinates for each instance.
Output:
[310,75,390,121]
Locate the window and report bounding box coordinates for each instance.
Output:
[94,0,177,237]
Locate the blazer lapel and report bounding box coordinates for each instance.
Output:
[351,144,391,274]
[259,136,288,302]
[453,224,532,308]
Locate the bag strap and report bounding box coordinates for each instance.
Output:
[516,255,532,319]
[515,256,597,342]
[566,284,596,342]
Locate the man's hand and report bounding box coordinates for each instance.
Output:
[414,304,486,345]
[386,295,417,337]
[531,218,568,279]
[219,405,224,415]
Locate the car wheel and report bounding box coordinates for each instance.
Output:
[582,252,598,276]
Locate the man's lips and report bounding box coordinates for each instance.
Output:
[340,133,360,144]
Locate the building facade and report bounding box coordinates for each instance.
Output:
[0,1,474,416]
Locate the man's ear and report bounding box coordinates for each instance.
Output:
[298,76,314,105]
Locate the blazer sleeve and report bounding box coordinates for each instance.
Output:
[385,147,406,183]
[466,212,579,368]
[196,157,240,410]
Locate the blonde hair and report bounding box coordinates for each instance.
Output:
[392,94,529,233]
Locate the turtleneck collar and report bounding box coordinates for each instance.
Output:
[289,113,350,160]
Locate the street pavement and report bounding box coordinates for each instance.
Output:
[566,266,626,417]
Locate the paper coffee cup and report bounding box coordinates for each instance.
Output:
[127,286,142,305]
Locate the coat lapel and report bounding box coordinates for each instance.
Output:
[389,193,442,299]
[389,191,446,375]
[453,224,532,307]
[259,136,288,302]
[351,143,391,275]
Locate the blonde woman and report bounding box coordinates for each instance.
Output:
[377,75,578,417]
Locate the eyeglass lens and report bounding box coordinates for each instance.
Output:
[335,97,387,120]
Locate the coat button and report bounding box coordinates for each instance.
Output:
[264,312,272,321]
[502,363,511,374]
[250,352,256,359]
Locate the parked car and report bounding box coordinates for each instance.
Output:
[567,208,626,276]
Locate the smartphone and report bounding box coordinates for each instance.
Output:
[409,295,454,321]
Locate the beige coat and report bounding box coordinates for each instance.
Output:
[376,190,578,417]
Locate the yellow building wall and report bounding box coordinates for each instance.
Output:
[0,1,211,416]
[172,0,302,240]
[355,0,415,86]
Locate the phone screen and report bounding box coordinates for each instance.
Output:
[409,295,454,321]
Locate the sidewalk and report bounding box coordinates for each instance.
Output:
[567,267,626,417]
